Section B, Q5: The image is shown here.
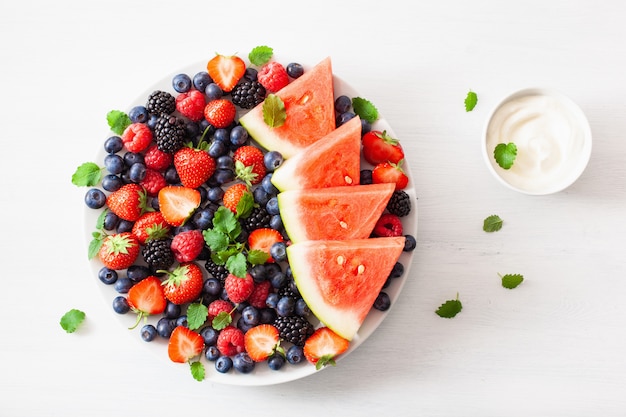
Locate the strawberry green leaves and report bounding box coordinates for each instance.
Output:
[465,90,478,112]
[435,294,462,318]
[60,309,86,333]
[263,94,286,128]
[494,142,517,169]
[483,214,503,232]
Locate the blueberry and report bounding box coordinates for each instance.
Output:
[269,215,283,231]
[373,291,391,311]
[203,278,222,297]
[266,197,280,215]
[286,62,304,79]
[104,136,123,154]
[286,345,304,364]
[128,162,147,183]
[295,298,311,317]
[214,169,235,185]
[215,355,233,373]
[334,95,352,113]
[198,120,215,138]
[103,211,120,231]
[288,279,300,297]
[114,277,134,294]
[269,270,287,289]
[263,151,284,171]
[116,219,134,233]
[216,154,234,170]
[193,206,215,228]
[229,126,248,147]
[360,169,373,185]
[112,296,130,314]
[361,119,372,135]
[243,67,258,81]
[129,105,149,123]
[388,262,404,279]
[175,315,188,328]
[241,305,260,326]
[276,296,295,317]
[259,308,277,324]
[102,174,123,192]
[98,267,118,285]
[237,316,255,333]
[270,242,287,263]
[172,73,192,93]
[268,353,286,371]
[156,317,176,338]
[127,265,151,282]
[208,140,228,158]
[261,174,279,195]
[265,292,279,309]
[336,111,356,127]
[233,352,255,374]
[403,234,416,252]
[205,83,224,101]
[249,264,267,283]
[164,166,180,185]
[84,188,106,209]
[140,324,157,342]
[213,128,230,143]
[200,327,219,346]
[104,154,124,175]
[253,187,270,206]
[185,120,200,138]
[123,152,144,167]
[147,114,159,130]
[193,71,212,92]
[205,345,221,361]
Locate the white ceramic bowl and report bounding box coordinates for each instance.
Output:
[482,88,592,195]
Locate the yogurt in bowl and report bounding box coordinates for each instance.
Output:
[482,88,592,195]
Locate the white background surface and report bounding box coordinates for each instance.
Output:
[2,1,625,416]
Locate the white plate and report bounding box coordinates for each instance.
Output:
[84,57,418,386]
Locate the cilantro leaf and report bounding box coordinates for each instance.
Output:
[263,94,286,128]
[249,45,273,66]
[435,294,462,318]
[483,214,503,232]
[494,142,517,169]
[352,97,379,123]
[212,311,233,330]
[71,162,102,187]
[203,229,229,252]
[186,303,208,330]
[106,110,131,135]
[212,206,240,235]
[60,309,86,333]
[248,249,270,265]
[465,90,478,112]
[500,273,524,289]
[226,252,247,278]
[190,361,205,382]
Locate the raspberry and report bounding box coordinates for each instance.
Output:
[248,280,272,309]
[121,123,153,153]
[140,168,167,196]
[175,89,206,122]
[224,273,254,304]
[373,213,404,237]
[208,299,234,320]
[216,326,245,356]
[170,229,204,263]
[257,61,289,92]
[144,144,173,171]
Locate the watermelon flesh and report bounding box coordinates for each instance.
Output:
[278,183,395,243]
[271,116,362,191]
[239,57,335,159]
[288,236,406,341]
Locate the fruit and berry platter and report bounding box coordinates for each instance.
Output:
[73,45,417,385]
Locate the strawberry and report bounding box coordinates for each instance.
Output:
[371,160,409,190]
[216,326,245,356]
[173,145,216,189]
[362,130,405,165]
[206,54,246,93]
[161,262,204,305]
[157,186,201,226]
[257,61,290,92]
[175,89,206,122]
[121,122,153,153]
[373,213,404,237]
[140,168,168,196]
[168,326,204,363]
[233,145,266,185]
[244,324,280,362]
[98,232,140,270]
[203,98,236,129]
[106,183,151,222]
[131,211,170,244]
[170,229,205,263]
[224,272,255,304]
[303,327,350,369]
[127,276,167,329]
[222,183,250,214]
[144,144,173,172]
[248,228,284,263]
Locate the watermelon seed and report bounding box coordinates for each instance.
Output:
[337,255,345,265]
[357,264,365,274]
[339,221,348,229]
[344,175,353,184]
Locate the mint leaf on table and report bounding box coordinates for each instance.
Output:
[352,97,379,123]
[263,94,286,128]
[494,142,517,169]
[186,303,208,330]
[71,162,102,187]
[190,361,205,382]
[500,273,524,289]
[435,294,462,318]
[106,110,131,135]
[465,90,478,111]
[483,214,503,232]
[248,45,273,66]
[60,309,86,333]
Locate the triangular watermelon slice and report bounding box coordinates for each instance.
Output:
[278,183,395,243]
[288,236,406,341]
[239,57,335,159]
[270,116,362,191]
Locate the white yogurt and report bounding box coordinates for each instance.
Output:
[484,89,592,195]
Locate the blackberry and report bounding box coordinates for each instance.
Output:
[146,90,176,115]
[241,206,271,232]
[204,258,229,283]
[274,315,314,347]
[142,238,174,272]
[386,190,411,217]
[231,81,266,109]
[154,114,186,154]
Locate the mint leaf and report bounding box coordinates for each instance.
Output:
[501,273,524,289]
[60,309,86,333]
[248,249,270,265]
[190,361,205,381]
[494,142,517,169]
[465,90,478,112]
[483,214,503,232]
[186,303,208,330]
[107,110,131,135]
[226,252,247,278]
[249,45,273,66]
[72,162,102,187]
[212,311,232,330]
[263,94,286,128]
[435,294,462,318]
[352,97,379,123]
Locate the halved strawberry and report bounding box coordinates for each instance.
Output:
[206,54,246,93]
[371,160,409,190]
[248,228,284,263]
[173,145,216,189]
[106,183,151,222]
[168,326,205,363]
[233,145,266,185]
[98,232,140,270]
[161,262,204,305]
[157,186,201,226]
[362,130,405,165]
[244,324,280,362]
[127,276,167,329]
[303,327,350,369]
[203,99,236,129]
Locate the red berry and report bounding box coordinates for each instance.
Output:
[208,299,234,321]
[106,183,150,222]
[127,276,167,328]
[206,54,246,93]
[248,281,272,309]
[157,186,201,226]
[362,130,405,165]
[303,327,350,368]
[98,232,140,270]
[371,160,409,190]
[224,272,255,304]
[204,98,236,128]
[247,228,284,263]
[131,211,170,244]
[140,168,168,196]
[216,326,245,356]
[121,123,153,153]
[170,229,205,263]
[244,324,280,362]
[222,183,250,214]
[233,145,266,185]
[168,326,204,363]
[144,144,173,171]
[373,213,404,237]
[173,146,216,189]
[161,262,204,305]
[175,89,206,122]
[257,61,289,92]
